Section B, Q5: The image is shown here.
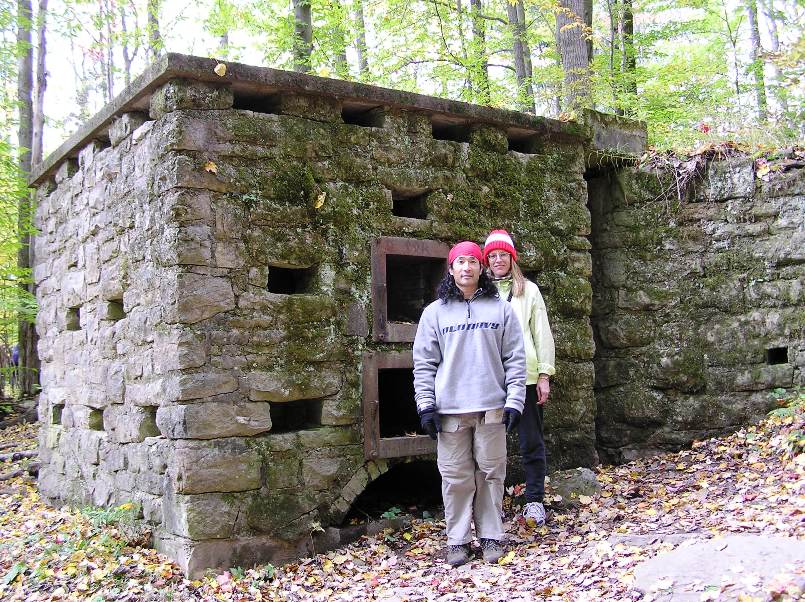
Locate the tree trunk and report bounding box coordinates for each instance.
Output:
[745,0,768,121]
[469,0,490,104]
[17,0,39,399]
[620,0,637,113]
[354,0,368,77]
[218,30,229,53]
[147,0,162,61]
[120,4,132,87]
[555,0,591,111]
[506,0,534,112]
[334,1,349,78]
[293,0,313,73]
[32,0,47,165]
[761,0,788,116]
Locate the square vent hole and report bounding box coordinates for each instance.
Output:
[766,347,788,365]
[270,399,323,433]
[52,403,64,425]
[507,132,542,154]
[105,299,125,321]
[342,104,385,128]
[378,368,419,438]
[266,265,316,294]
[66,306,81,331]
[386,255,444,323]
[233,93,283,115]
[391,189,430,219]
[431,121,472,143]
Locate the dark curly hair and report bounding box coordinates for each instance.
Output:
[437,270,498,303]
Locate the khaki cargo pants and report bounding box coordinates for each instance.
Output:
[438,409,506,545]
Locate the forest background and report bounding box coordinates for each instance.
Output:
[0,0,802,408]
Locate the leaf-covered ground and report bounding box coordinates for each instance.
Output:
[1,392,803,601]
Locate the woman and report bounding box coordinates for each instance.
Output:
[483,229,556,526]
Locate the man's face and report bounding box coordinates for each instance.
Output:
[487,251,512,278]
[449,255,482,289]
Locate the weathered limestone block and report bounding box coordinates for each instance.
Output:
[150,79,234,119]
[156,401,272,439]
[697,158,755,201]
[247,366,341,402]
[303,455,343,490]
[596,315,654,348]
[277,94,341,122]
[299,426,359,448]
[265,453,301,489]
[164,491,250,539]
[169,438,261,494]
[152,330,208,374]
[169,273,236,324]
[103,405,160,443]
[245,489,321,538]
[732,364,794,391]
[109,112,149,147]
[155,154,231,194]
[651,349,707,394]
[320,397,358,425]
[165,189,214,225]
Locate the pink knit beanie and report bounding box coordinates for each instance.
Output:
[483,229,518,264]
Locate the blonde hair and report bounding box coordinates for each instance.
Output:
[510,260,526,297]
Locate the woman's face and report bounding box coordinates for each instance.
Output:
[487,251,512,278]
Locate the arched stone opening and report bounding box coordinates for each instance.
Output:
[341,459,442,524]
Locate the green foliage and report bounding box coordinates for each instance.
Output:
[380,505,403,519]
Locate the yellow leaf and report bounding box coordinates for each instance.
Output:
[204,161,218,174]
[498,550,516,565]
[402,532,413,541]
[645,508,657,516]
[214,63,227,77]
[314,191,326,209]
[322,559,333,572]
[578,495,592,505]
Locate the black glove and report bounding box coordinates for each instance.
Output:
[503,408,521,433]
[420,409,442,440]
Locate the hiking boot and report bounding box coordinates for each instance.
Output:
[446,544,471,567]
[522,501,546,526]
[480,538,505,563]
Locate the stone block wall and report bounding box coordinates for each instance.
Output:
[590,158,805,463]
[33,58,599,574]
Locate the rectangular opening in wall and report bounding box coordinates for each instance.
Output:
[342,103,385,128]
[266,265,316,294]
[507,130,542,154]
[391,189,429,219]
[378,368,419,438]
[66,306,81,331]
[89,409,105,431]
[105,300,125,321]
[766,347,788,365]
[431,119,471,143]
[362,351,436,459]
[233,92,283,115]
[386,255,444,323]
[269,399,323,433]
[52,404,64,425]
[372,237,450,342]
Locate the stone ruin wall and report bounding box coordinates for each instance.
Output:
[34,65,599,573]
[590,158,805,463]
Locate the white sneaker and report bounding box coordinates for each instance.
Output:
[522,501,546,526]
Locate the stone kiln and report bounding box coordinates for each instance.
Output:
[33,53,797,577]
[30,54,634,574]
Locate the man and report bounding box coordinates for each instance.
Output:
[413,241,526,567]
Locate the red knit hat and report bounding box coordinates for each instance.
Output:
[448,241,483,266]
[483,229,517,264]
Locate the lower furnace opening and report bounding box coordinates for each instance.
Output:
[386,255,444,323]
[378,367,420,438]
[343,460,442,523]
[270,399,323,432]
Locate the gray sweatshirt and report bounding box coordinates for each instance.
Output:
[413,290,527,415]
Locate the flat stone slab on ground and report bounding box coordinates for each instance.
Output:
[633,534,805,600]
